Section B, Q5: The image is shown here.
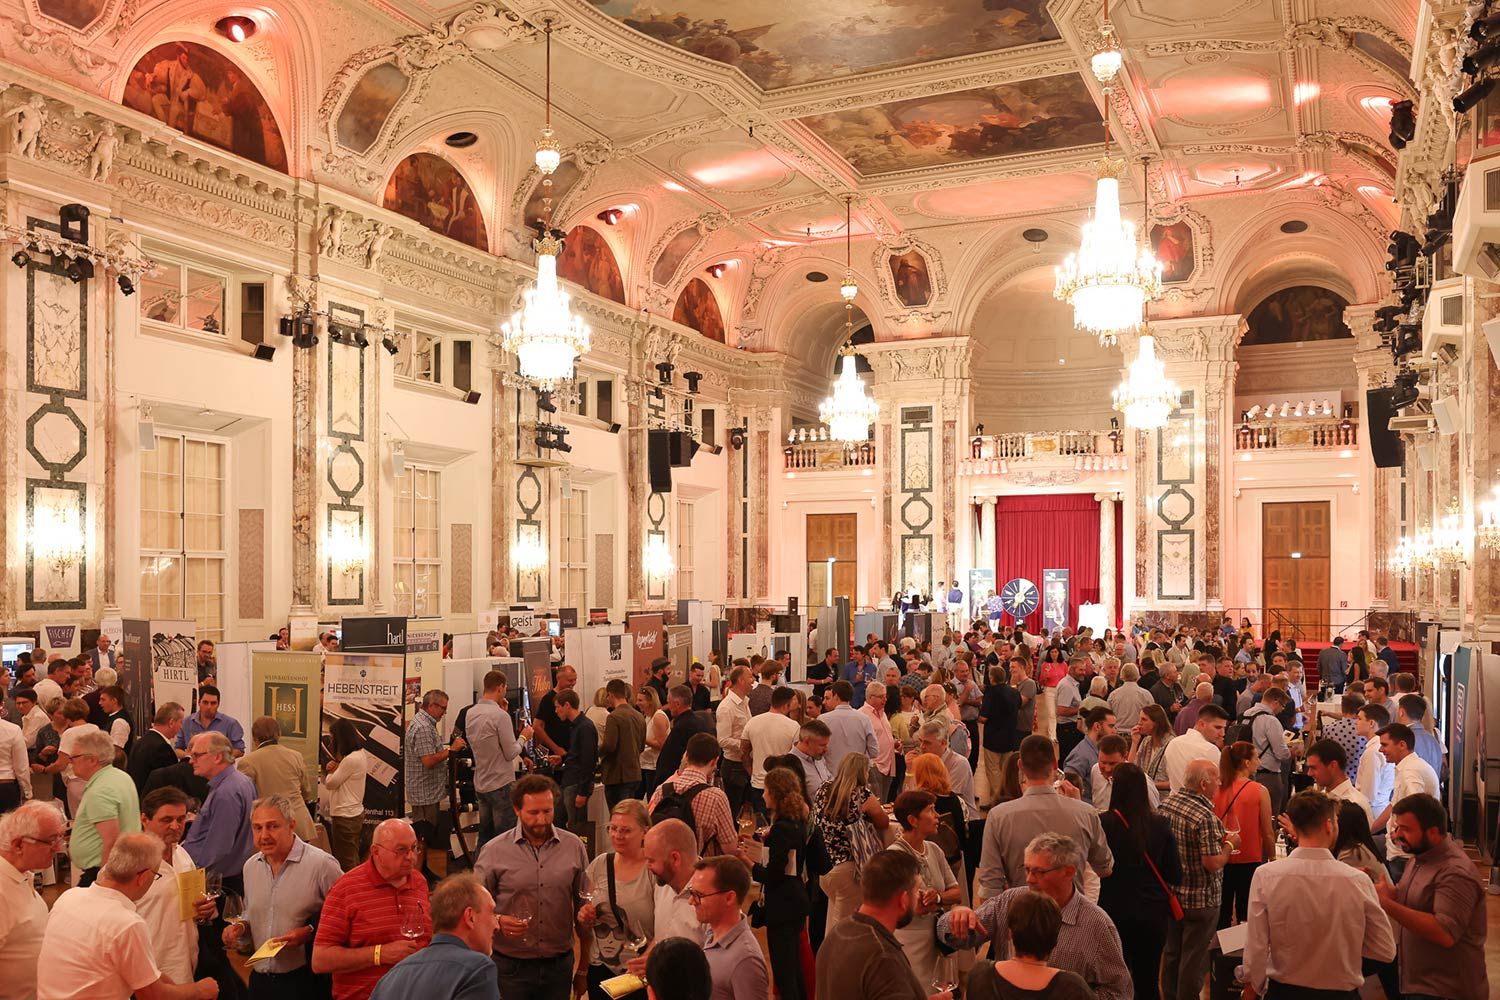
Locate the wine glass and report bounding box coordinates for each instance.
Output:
[198,872,223,924]
[513,895,534,940]
[625,930,649,955]
[400,906,425,942]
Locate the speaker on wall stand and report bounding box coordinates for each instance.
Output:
[647,429,673,493]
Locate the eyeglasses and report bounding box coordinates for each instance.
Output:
[21,834,66,848]
[375,844,420,856]
[1023,865,1063,878]
[686,887,732,904]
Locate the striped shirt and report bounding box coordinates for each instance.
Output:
[403,709,447,807]
[313,860,432,1000]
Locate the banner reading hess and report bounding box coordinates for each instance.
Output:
[322,653,406,829]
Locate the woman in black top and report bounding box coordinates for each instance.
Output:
[1098,763,1181,1000]
[743,767,810,1000]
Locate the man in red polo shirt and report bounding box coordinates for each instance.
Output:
[312,818,432,1000]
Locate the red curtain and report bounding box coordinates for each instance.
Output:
[994,494,1101,632]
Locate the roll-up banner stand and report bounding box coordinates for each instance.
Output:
[252,651,325,774]
[119,620,156,734]
[334,616,411,830]
[405,621,445,722]
[1042,568,1070,634]
[627,613,665,689]
[150,621,198,715]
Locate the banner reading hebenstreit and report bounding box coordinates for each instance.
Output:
[322,652,406,829]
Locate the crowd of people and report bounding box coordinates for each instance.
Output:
[0,619,1489,1000]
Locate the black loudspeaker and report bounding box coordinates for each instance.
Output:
[668,430,700,467]
[1365,388,1405,469]
[648,430,673,493]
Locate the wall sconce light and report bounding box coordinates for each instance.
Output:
[512,532,548,574]
[325,519,366,578]
[32,498,84,578]
[643,533,674,580]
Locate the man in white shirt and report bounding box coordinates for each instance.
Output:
[716,665,753,822]
[1106,664,1154,734]
[136,787,212,985]
[742,687,801,821]
[1244,789,1394,997]
[1304,738,1372,823]
[0,800,64,1000]
[626,818,706,976]
[31,662,66,714]
[1162,705,1228,792]
[0,714,30,811]
[1375,723,1440,881]
[37,831,218,1000]
[1355,704,1396,820]
[820,680,877,770]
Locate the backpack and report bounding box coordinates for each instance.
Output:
[650,781,710,833]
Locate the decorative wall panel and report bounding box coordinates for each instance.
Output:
[23,218,89,611]
[515,465,543,603]
[238,509,264,619]
[325,302,367,606]
[595,533,616,608]
[451,523,472,614]
[1155,393,1198,602]
[899,406,935,596]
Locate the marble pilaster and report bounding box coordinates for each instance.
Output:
[489,364,513,613]
[1467,287,1500,636]
[978,498,996,570]
[289,281,316,613]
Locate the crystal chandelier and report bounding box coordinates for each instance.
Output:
[820,201,878,443]
[512,529,547,574]
[502,19,590,388]
[1091,0,1123,86]
[1112,328,1180,429]
[1479,486,1500,551]
[1054,15,1161,346]
[1393,532,1437,575]
[1430,502,1470,566]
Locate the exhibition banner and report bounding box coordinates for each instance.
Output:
[404,622,445,720]
[150,621,198,715]
[605,634,629,686]
[1042,569,1070,634]
[1450,645,1472,829]
[322,652,406,827]
[252,651,324,773]
[119,619,154,730]
[339,616,409,655]
[627,613,665,689]
[42,624,78,655]
[967,569,995,623]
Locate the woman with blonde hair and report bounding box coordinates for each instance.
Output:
[579,799,654,999]
[812,751,889,925]
[636,686,669,796]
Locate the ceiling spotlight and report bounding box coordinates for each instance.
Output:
[381,335,399,356]
[116,274,135,295]
[214,15,257,42]
[445,131,479,148]
[63,257,94,283]
[684,371,702,394]
[729,426,747,450]
[11,250,31,269]
[1388,99,1416,149]
[656,362,674,384]
[597,207,625,226]
[706,262,727,279]
[352,328,370,349]
[1454,78,1495,114]
[537,390,557,413]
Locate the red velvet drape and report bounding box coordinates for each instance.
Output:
[994,494,1101,632]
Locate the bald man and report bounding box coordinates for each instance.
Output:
[1174,682,1216,736]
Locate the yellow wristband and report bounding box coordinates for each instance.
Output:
[374,944,381,967]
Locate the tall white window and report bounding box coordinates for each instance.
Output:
[140,435,226,639]
[394,466,442,616]
[560,487,589,612]
[393,324,440,385]
[677,500,695,599]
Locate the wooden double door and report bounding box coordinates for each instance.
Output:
[807,513,858,607]
[1262,501,1330,641]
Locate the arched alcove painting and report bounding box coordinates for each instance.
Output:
[382,153,488,250]
[557,226,626,304]
[1242,286,1351,346]
[672,278,725,342]
[122,42,288,171]
[888,249,932,306]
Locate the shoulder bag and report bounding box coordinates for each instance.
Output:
[1112,809,1185,920]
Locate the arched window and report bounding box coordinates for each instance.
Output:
[672,278,724,342]
[557,226,626,303]
[382,152,489,251]
[122,41,288,171]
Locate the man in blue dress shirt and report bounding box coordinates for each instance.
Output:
[174,685,246,756]
[370,874,500,1000]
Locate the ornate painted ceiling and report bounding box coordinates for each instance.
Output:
[0,0,1419,401]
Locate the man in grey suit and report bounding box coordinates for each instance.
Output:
[1316,637,1348,693]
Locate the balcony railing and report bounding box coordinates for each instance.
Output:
[783,440,877,471]
[960,430,1126,475]
[1235,418,1358,452]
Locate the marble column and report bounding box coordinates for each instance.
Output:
[1471,287,1500,637]
[489,365,513,614]
[100,239,119,614]
[978,498,996,569]
[1096,493,1116,627]
[289,280,316,615]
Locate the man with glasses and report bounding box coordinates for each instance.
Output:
[226,795,343,1000]
[691,856,766,1000]
[38,831,220,1000]
[940,833,1130,1000]
[181,732,255,894]
[404,690,463,884]
[68,728,141,886]
[474,774,592,1000]
[313,819,432,1000]
[0,799,65,1000]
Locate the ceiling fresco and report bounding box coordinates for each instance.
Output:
[587,0,1059,90]
[800,74,1103,175]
